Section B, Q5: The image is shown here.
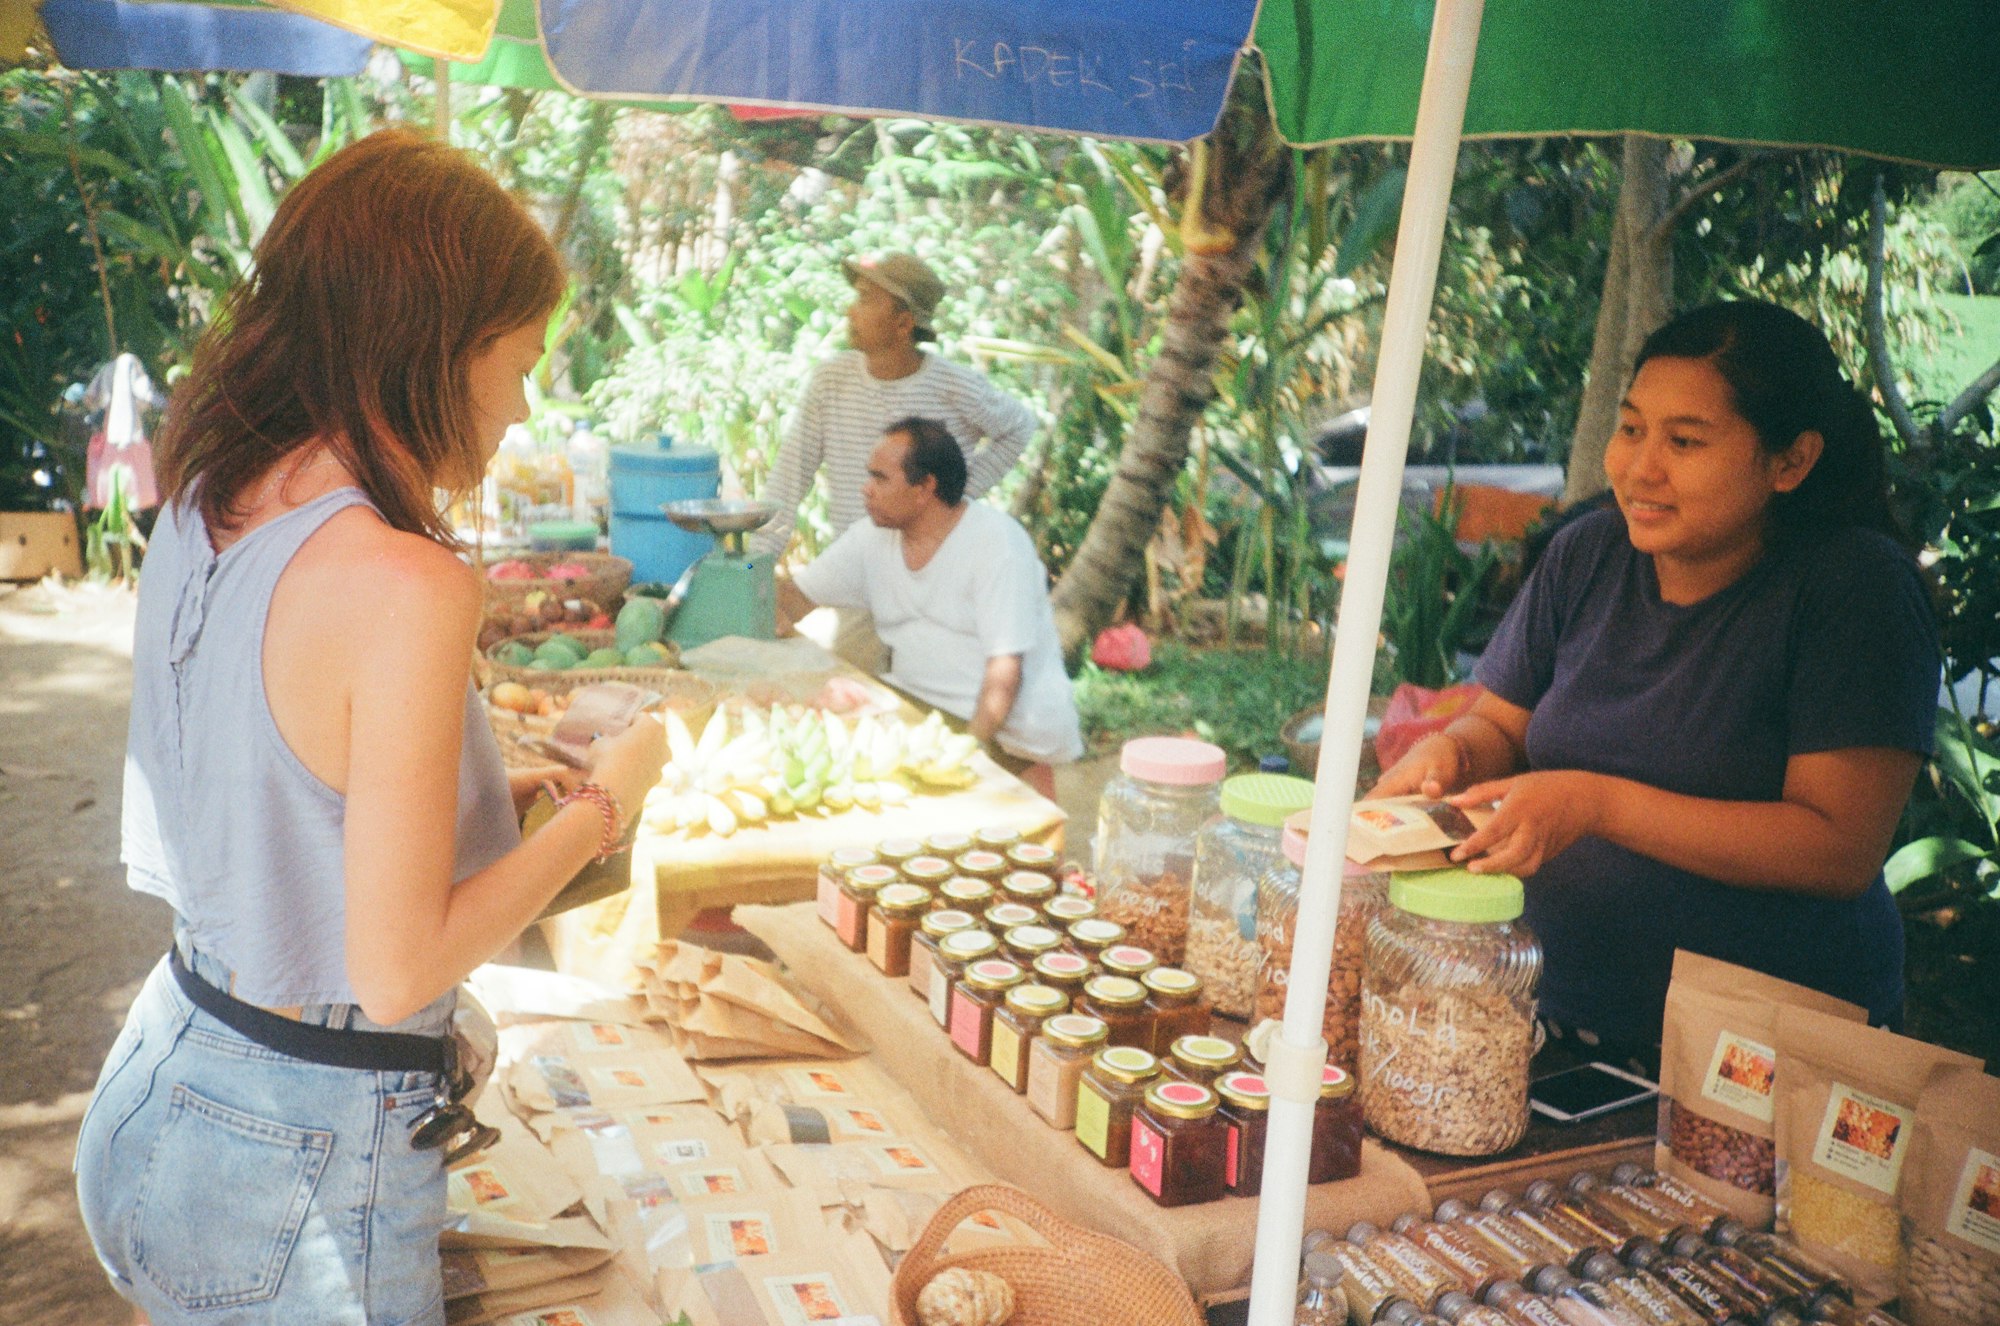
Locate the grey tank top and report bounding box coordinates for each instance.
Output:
[122,487,520,1007]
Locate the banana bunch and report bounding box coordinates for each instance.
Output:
[640,704,983,838]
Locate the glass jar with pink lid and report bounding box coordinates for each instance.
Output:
[1091,736,1226,966]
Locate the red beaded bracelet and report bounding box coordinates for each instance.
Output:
[544,781,624,862]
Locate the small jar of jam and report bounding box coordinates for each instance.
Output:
[1142,967,1211,1052]
[1000,870,1057,910]
[1027,1014,1107,1128]
[899,855,955,892]
[817,846,877,929]
[1076,1045,1159,1166]
[948,958,1025,1064]
[837,865,899,952]
[1065,918,1126,962]
[984,901,1040,934]
[924,830,974,859]
[1130,1080,1227,1207]
[973,825,1022,852]
[1077,974,1154,1050]
[1216,1071,1271,1196]
[937,876,995,913]
[952,850,1010,882]
[1042,894,1097,928]
[1031,950,1093,1000]
[1100,944,1159,980]
[1309,1065,1363,1183]
[1006,841,1060,875]
[1162,1034,1241,1087]
[1001,924,1063,967]
[866,883,932,977]
[909,909,977,1001]
[874,836,926,868]
[929,930,998,1027]
[990,984,1067,1093]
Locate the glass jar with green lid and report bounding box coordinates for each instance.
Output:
[909,909,977,1002]
[1217,1071,1271,1196]
[818,846,878,930]
[1042,894,1097,928]
[1001,924,1063,967]
[1064,918,1125,962]
[948,958,1025,1064]
[899,855,954,891]
[1130,1080,1227,1207]
[1099,944,1158,980]
[1000,870,1057,910]
[1005,841,1060,875]
[923,830,974,859]
[1161,1033,1241,1087]
[983,901,1039,934]
[929,929,999,1028]
[952,849,1009,882]
[1309,1065,1364,1182]
[1027,1013,1107,1128]
[1077,974,1154,1051]
[874,836,926,867]
[836,864,899,953]
[1031,950,1092,1000]
[1142,967,1211,1053]
[990,984,1068,1093]
[937,876,995,914]
[1360,869,1541,1157]
[866,883,932,977]
[1187,773,1316,1019]
[973,825,1022,852]
[1076,1045,1160,1166]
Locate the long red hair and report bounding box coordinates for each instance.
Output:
[156,128,565,546]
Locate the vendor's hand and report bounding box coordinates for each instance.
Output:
[508,764,581,819]
[1446,771,1607,877]
[1368,731,1469,800]
[585,715,667,820]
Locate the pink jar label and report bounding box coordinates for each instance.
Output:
[816,869,840,927]
[834,891,861,945]
[1226,1123,1240,1187]
[1130,1116,1166,1195]
[948,990,983,1058]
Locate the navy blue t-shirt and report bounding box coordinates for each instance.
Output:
[1474,507,1938,1044]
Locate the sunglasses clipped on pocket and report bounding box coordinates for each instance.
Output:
[409,1039,500,1166]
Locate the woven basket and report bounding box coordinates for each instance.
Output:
[479,551,632,615]
[888,1185,1201,1326]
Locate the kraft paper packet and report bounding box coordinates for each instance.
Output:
[457,1263,662,1326]
[1345,795,1495,870]
[659,1234,893,1326]
[544,1106,752,1201]
[465,963,648,1030]
[698,1058,881,1127]
[643,941,865,1056]
[757,1138,968,1195]
[444,1104,611,1248]
[1772,1005,1983,1304]
[500,1020,704,1116]
[442,1245,615,1303]
[1654,950,1866,1228]
[1899,1068,2000,1326]
[644,1189,832,1267]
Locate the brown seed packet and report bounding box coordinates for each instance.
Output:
[1772,1005,1983,1304]
[1654,950,1866,1228]
[1900,1067,2000,1326]
[1345,795,1494,870]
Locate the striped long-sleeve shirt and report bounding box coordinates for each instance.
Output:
[751,350,1036,554]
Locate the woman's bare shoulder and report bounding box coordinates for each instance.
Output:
[294,503,480,632]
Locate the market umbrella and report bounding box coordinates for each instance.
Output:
[37,0,371,75]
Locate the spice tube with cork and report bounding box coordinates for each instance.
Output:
[1344,1221,1460,1312]
[1129,1080,1227,1207]
[948,958,1025,1064]
[836,864,899,953]
[1482,1281,1576,1326]
[989,984,1067,1093]
[1432,1290,1519,1326]
[909,909,976,1001]
[1389,1212,1521,1299]
[929,930,998,1027]
[1076,975,1153,1051]
[1075,1045,1159,1166]
[866,883,933,977]
[1026,1014,1107,1128]
[817,846,877,929]
[1573,1252,1709,1326]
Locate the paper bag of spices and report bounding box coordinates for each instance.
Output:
[1654,950,1865,1227]
[1772,1006,1982,1304]
[1900,1067,2000,1326]
[1346,795,1494,871]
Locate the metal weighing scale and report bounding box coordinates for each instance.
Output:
[657,498,781,648]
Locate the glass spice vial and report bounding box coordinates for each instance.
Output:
[1142,967,1212,1053]
[984,902,1041,935]
[1065,918,1126,962]
[1162,1034,1242,1087]
[1077,975,1155,1051]
[1027,1014,1108,1128]
[929,930,999,1027]
[1005,841,1060,875]
[989,984,1068,1094]
[836,864,899,952]
[1032,951,1093,1000]
[866,882,933,977]
[948,958,1025,1064]
[937,876,995,914]
[1311,1065,1364,1183]
[1130,1080,1228,1207]
[1001,870,1058,910]
[909,909,977,1001]
[874,836,926,867]
[1076,1045,1160,1166]
[1042,894,1097,927]
[1217,1070,1271,1196]
[953,849,1010,882]
[817,846,878,929]
[923,830,974,859]
[899,855,954,892]
[1100,944,1159,980]
[1002,924,1064,967]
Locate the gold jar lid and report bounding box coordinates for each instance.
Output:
[961,959,1026,992]
[1041,1013,1108,1048]
[901,855,954,884]
[875,836,926,864]
[1066,918,1125,950]
[921,909,977,939]
[1082,975,1147,1007]
[1006,842,1059,871]
[984,902,1039,932]
[826,846,878,871]
[1320,1065,1355,1100]
[1042,895,1097,924]
[939,877,995,908]
[1002,924,1062,957]
[1143,967,1204,1000]
[939,930,999,962]
[924,831,974,857]
[1032,952,1092,984]
[1217,1071,1271,1111]
[1144,1079,1219,1120]
[974,825,1023,850]
[1168,1035,1241,1072]
[1004,984,1068,1016]
[1100,945,1158,977]
[953,850,1009,879]
[845,864,899,895]
[1090,1045,1159,1083]
[875,883,932,916]
[1001,871,1057,902]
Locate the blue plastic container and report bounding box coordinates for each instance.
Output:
[608,438,718,585]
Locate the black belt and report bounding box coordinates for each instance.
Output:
[169,946,451,1077]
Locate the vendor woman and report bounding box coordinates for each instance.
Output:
[1373,301,1938,1056]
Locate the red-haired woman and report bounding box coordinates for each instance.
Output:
[74,129,665,1324]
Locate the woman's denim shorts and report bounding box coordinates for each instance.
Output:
[74,934,456,1325]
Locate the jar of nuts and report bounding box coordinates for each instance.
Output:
[1254,814,1388,1073]
[1092,736,1227,965]
[1187,773,1315,1018]
[1359,869,1541,1157]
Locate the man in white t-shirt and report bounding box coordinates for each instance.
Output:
[753,253,1037,670]
[778,417,1082,796]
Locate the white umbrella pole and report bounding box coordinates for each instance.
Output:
[1243,1,1486,1322]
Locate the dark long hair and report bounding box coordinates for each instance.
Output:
[156,129,565,547]
[1632,301,1902,543]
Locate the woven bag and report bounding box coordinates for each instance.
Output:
[888,1185,1202,1326]
[479,551,632,615]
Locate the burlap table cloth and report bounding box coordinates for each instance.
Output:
[734,902,1433,1305]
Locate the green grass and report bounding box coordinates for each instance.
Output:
[1909,293,2000,402]
[1073,642,1333,770]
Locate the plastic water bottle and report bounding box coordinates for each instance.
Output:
[568,420,608,526]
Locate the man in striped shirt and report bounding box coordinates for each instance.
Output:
[752,253,1037,670]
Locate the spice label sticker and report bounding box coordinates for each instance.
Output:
[451,1165,515,1210]
[534,1055,592,1108]
[1811,1082,1915,1194]
[784,1068,851,1099]
[927,966,952,1025]
[656,1137,711,1165]
[529,1310,595,1326]
[580,1120,644,1177]
[1701,1031,1777,1122]
[679,1166,745,1197]
[1075,1083,1111,1158]
[764,1273,850,1324]
[706,1212,776,1258]
[1225,1123,1241,1187]
[1946,1146,2000,1255]
[1129,1116,1166,1196]
[871,1144,935,1175]
[589,1066,652,1092]
[948,992,984,1057]
[989,1022,1023,1085]
[572,1022,628,1050]
[843,1108,889,1135]
[816,869,841,927]
[621,1172,675,1214]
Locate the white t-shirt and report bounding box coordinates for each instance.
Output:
[792,502,1084,764]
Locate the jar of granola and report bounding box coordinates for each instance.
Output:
[1187,774,1314,1018]
[1254,814,1389,1073]
[1092,736,1226,965]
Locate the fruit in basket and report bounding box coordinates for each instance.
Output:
[494,640,535,668]
[583,647,626,669]
[490,682,535,713]
[615,597,667,651]
[488,559,538,580]
[916,1268,1015,1326]
[546,561,592,581]
[625,642,673,667]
